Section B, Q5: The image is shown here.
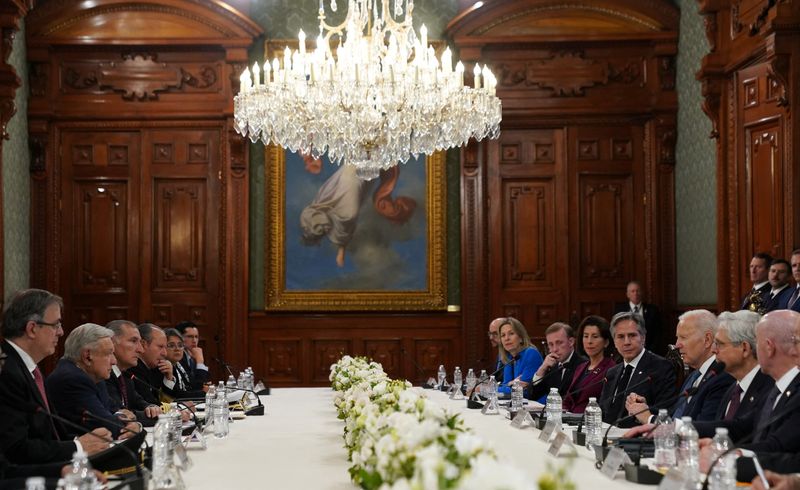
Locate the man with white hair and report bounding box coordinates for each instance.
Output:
[46,323,140,439]
[626,309,734,424]
[693,310,774,437]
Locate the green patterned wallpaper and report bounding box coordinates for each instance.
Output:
[2,20,30,302]
[674,0,717,305]
[247,0,461,310]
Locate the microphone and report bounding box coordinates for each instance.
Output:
[30,405,145,486]
[221,385,265,416]
[601,385,699,450]
[213,357,236,380]
[81,409,141,439]
[128,373,162,405]
[466,355,518,409]
[400,347,436,389]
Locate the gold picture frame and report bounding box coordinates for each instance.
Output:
[264,146,447,311]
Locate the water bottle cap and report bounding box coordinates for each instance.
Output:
[658,408,668,415]
[588,397,596,402]
[715,427,728,435]
[549,387,558,393]
[681,416,692,423]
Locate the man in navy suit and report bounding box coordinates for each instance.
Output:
[613,281,663,353]
[175,320,210,390]
[46,323,141,439]
[626,309,734,424]
[786,250,800,312]
[741,252,773,313]
[598,312,677,427]
[691,310,773,437]
[527,322,586,403]
[0,289,109,464]
[764,259,793,312]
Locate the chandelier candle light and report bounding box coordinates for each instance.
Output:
[233,0,502,180]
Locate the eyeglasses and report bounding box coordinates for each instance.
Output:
[36,320,63,330]
[166,342,184,349]
[487,332,499,338]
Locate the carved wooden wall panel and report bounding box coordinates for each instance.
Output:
[451,0,678,357]
[153,180,207,288]
[365,339,402,379]
[698,0,800,310]
[75,182,128,291]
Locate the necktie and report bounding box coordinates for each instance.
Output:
[755,386,782,440]
[117,374,129,408]
[633,305,640,314]
[724,384,743,421]
[673,370,701,418]
[32,367,50,411]
[789,286,800,309]
[175,362,187,391]
[610,364,634,420]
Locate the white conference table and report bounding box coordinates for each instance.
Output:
[181,388,645,489]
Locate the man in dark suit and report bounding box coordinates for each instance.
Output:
[527,322,586,403]
[46,323,140,439]
[598,311,677,427]
[613,281,663,353]
[693,310,774,437]
[175,320,210,390]
[105,320,162,425]
[764,259,793,312]
[786,249,800,312]
[0,289,109,464]
[126,323,179,404]
[697,310,800,481]
[626,309,734,424]
[741,252,773,313]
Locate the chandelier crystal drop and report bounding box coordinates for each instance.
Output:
[233,0,502,180]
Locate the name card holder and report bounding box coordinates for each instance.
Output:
[547,430,576,457]
[600,446,631,479]
[538,419,558,442]
[510,409,535,429]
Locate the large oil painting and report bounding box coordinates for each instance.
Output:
[265,146,447,310]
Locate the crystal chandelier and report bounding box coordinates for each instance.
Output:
[233,0,502,180]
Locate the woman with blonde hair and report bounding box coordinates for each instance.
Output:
[496,317,543,395]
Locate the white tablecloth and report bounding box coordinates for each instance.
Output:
[181,388,645,489]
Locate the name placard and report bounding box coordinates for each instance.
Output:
[538,419,558,441]
[510,409,534,429]
[657,468,688,490]
[600,446,631,479]
[547,430,574,457]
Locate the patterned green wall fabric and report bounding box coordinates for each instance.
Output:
[247,0,460,310]
[3,20,30,302]
[674,0,717,305]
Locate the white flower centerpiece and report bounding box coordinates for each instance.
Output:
[330,355,551,490]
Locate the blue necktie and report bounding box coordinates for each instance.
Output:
[672,370,701,418]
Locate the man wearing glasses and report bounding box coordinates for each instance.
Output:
[487,318,505,381]
[175,320,210,390]
[0,289,110,464]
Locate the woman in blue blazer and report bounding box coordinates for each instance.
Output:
[497,317,543,394]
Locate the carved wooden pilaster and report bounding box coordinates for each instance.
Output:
[700,76,723,139]
[460,139,487,365]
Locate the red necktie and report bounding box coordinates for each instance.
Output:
[117,374,129,407]
[32,367,50,411]
[724,384,742,421]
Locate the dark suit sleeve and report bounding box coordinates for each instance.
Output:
[692,374,735,422]
[0,364,77,464]
[48,371,122,439]
[599,365,621,424]
[647,357,678,409]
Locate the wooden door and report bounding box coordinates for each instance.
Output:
[59,126,221,343]
[489,129,567,344]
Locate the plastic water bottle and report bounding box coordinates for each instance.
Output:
[478,369,488,397]
[63,450,98,490]
[213,391,229,438]
[226,374,237,389]
[437,364,447,389]
[237,371,246,388]
[546,387,563,430]
[24,477,46,490]
[465,368,477,395]
[653,409,677,472]
[151,414,185,489]
[708,428,736,490]
[452,366,463,399]
[510,378,524,412]
[584,397,603,448]
[676,416,700,484]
